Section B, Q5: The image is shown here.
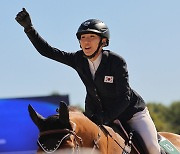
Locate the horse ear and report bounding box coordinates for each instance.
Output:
[28,104,45,128]
[59,101,69,124]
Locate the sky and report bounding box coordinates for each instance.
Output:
[1,0,180,107]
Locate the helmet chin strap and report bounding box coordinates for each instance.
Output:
[83,38,103,59]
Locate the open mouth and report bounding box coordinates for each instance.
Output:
[85,47,91,50]
[84,47,92,54]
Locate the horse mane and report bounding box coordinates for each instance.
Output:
[68,105,83,113]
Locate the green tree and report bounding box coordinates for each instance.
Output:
[147,102,180,134]
[147,103,171,132]
[168,101,180,134]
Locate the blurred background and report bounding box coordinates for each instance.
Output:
[0,95,69,153]
[0,0,180,153]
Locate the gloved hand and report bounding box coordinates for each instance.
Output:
[84,111,111,126]
[103,113,111,125]
[15,8,33,30]
[91,113,103,125]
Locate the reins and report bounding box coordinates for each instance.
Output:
[100,125,124,149]
[99,125,132,154]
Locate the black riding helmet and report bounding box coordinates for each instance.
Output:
[76,19,110,46]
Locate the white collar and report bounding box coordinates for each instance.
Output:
[88,53,102,78]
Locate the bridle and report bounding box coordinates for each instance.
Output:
[37,121,131,154]
[37,121,83,153]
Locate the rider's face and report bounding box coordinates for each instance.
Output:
[80,33,102,58]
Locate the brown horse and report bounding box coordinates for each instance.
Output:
[28,101,180,154]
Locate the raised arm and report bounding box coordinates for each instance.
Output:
[15,8,79,68]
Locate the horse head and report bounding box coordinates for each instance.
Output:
[28,101,129,154]
[28,101,81,153]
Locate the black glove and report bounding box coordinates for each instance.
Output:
[15,8,33,30]
[103,113,111,125]
[91,113,103,125]
[84,111,111,125]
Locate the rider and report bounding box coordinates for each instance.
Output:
[15,8,161,154]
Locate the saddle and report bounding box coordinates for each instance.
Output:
[108,120,179,154]
[108,120,145,154]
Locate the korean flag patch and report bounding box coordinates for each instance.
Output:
[104,76,114,83]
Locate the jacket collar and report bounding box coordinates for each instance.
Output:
[94,50,109,77]
[82,50,110,80]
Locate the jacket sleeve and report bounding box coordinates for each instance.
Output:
[103,57,132,123]
[25,27,76,68]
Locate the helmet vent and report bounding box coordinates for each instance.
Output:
[83,21,91,26]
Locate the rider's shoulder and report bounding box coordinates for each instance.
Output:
[103,50,127,64]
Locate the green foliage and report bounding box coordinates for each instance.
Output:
[169,102,180,133]
[147,101,180,134]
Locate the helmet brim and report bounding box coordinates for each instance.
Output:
[76,29,102,40]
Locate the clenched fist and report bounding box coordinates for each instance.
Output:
[15,8,32,30]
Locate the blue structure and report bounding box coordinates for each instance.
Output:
[0,95,69,153]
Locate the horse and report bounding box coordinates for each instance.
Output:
[28,101,180,154]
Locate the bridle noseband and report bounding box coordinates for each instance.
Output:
[37,122,83,153]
